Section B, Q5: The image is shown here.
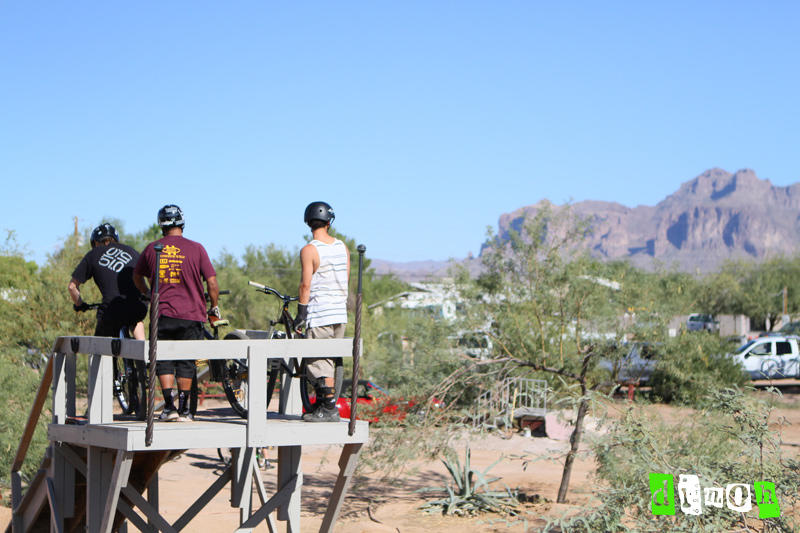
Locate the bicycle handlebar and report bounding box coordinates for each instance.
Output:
[204,289,230,302]
[248,281,298,303]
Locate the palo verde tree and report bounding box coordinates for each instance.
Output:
[456,204,629,503]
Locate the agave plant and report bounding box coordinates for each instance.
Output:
[419,445,520,516]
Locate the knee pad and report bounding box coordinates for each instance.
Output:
[317,385,335,398]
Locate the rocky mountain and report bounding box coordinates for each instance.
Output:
[496,168,800,272]
[373,168,800,280]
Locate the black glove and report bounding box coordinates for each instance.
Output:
[73,302,90,312]
[293,304,308,333]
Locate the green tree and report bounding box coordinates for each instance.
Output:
[458,205,628,503]
[698,257,800,331]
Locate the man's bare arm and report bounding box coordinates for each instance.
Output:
[67,279,83,306]
[298,244,317,305]
[133,273,150,296]
[206,275,219,308]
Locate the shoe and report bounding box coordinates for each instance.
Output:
[159,408,179,421]
[302,404,340,422]
[178,410,194,422]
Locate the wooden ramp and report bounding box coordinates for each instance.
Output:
[10,336,369,533]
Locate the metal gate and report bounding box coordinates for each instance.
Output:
[472,377,547,430]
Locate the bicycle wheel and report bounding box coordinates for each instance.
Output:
[266,362,284,411]
[113,358,134,414]
[124,359,148,420]
[220,330,251,418]
[299,357,344,413]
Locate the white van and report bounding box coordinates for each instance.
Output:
[733,336,800,379]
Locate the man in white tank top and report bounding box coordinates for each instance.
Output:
[293,201,350,422]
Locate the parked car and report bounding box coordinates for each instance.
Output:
[598,342,662,384]
[449,331,493,359]
[334,379,443,422]
[686,313,719,333]
[732,335,800,379]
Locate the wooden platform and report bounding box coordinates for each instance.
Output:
[49,415,369,451]
[11,335,368,533]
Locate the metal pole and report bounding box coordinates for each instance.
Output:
[349,244,366,436]
[145,243,163,447]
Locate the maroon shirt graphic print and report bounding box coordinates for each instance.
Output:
[134,235,216,323]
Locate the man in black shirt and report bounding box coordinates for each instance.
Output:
[68,223,147,340]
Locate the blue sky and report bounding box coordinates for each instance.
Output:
[1,2,798,264]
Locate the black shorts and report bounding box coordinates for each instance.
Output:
[94,296,148,337]
[155,315,203,380]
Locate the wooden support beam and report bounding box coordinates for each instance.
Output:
[121,485,178,533]
[117,497,156,533]
[237,474,298,531]
[172,466,232,532]
[147,472,159,531]
[231,448,256,508]
[87,354,113,424]
[247,347,267,447]
[11,471,23,533]
[52,443,76,520]
[87,447,114,532]
[52,352,67,424]
[251,462,277,533]
[99,450,134,533]
[45,477,64,533]
[277,445,302,530]
[320,443,363,533]
[54,443,86,476]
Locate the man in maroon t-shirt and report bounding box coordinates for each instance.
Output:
[133,204,219,422]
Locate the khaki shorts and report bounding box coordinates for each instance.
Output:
[306,323,345,380]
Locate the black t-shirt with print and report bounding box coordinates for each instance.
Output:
[71,242,141,304]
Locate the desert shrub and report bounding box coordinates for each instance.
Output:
[419,445,520,517]
[649,332,748,406]
[551,387,800,532]
[0,350,51,489]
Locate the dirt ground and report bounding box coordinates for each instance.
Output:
[2,390,799,533]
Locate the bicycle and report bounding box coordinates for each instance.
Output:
[216,281,343,418]
[77,303,148,419]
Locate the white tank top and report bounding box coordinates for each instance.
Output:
[308,239,349,327]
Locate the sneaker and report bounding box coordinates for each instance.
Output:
[302,404,340,423]
[159,408,179,422]
[177,410,194,422]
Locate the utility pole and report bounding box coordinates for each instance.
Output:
[783,287,788,315]
[73,216,79,251]
[782,286,789,327]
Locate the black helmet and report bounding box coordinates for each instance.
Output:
[90,223,119,247]
[303,201,335,226]
[157,204,185,230]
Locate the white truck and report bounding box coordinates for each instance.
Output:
[732,335,800,380]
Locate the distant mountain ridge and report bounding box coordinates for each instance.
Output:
[497,168,800,271]
[372,168,800,280]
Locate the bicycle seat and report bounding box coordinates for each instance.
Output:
[213,319,230,327]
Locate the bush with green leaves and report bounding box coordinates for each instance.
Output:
[649,332,749,406]
[0,349,51,486]
[419,445,520,517]
[550,387,800,532]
